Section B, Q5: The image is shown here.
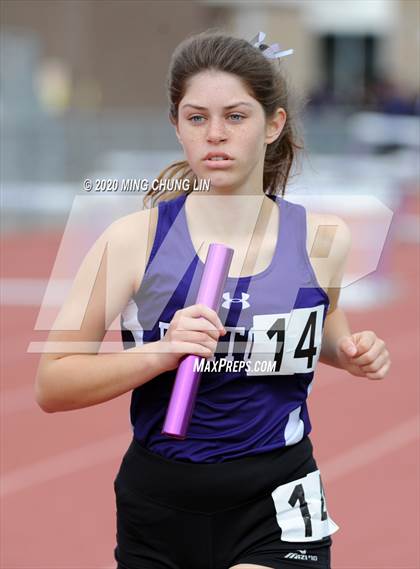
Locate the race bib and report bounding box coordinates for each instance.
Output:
[248,305,325,376]
[271,469,339,542]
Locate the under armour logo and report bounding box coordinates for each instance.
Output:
[221,292,250,309]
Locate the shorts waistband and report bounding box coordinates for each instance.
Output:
[115,435,317,514]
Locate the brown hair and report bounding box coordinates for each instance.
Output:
[144,29,306,208]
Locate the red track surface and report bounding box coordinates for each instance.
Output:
[1,195,419,568]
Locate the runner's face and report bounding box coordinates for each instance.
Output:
[174,70,285,192]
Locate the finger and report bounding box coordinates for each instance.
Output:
[171,341,214,358]
[179,317,221,340]
[360,350,389,373]
[353,331,377,355]
[182,342,215,358]
[173,330,218,351]
[339,337,357,357]
[353,343,388,366]
[184,304,225,333]
[365,359,391,380]
[173,330,214,344]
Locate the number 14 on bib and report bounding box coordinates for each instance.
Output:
[248,305,326,376]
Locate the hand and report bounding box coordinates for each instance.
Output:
[336,330,391,380]
[155,304,226,372]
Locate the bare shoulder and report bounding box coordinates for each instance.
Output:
[306,210,351,257]
[108,208,150,241]
[105,207,153,296]
[305,209,352,290]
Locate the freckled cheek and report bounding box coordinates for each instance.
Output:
[181,129,202,153]
[182,141,202,165]
[238,135,262,159]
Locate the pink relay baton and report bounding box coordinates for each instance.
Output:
[161,243,234,439]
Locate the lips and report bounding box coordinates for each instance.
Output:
[203,152,233,161]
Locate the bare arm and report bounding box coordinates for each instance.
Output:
[318,216,353,369]
[319,307,352,368]
[36,345,164,413]
[316,214,391,379]
[35,209,166,413]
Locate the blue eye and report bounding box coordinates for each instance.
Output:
[229,113,244,121]
[188,114,245,124]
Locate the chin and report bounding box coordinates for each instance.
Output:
[194,166,245,193]
[204,172,237,186]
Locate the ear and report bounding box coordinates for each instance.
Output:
[265,107,287,145]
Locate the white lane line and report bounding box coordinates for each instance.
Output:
[0,432,132,497]
[321,415,419,483]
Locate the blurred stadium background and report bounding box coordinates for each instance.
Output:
[1,1,419,568]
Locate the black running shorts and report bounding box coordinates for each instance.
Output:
[113,435,337,569]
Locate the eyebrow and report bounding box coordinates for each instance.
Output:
[181,101,254,111]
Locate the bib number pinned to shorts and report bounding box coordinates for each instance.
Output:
[271,469,339,542]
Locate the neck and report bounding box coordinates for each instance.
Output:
[185,191,274,239]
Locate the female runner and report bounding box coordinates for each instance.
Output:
[35,30,391,569]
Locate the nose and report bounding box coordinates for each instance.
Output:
[206,118,227,143]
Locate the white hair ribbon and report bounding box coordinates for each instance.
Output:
[249,31,294,60]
